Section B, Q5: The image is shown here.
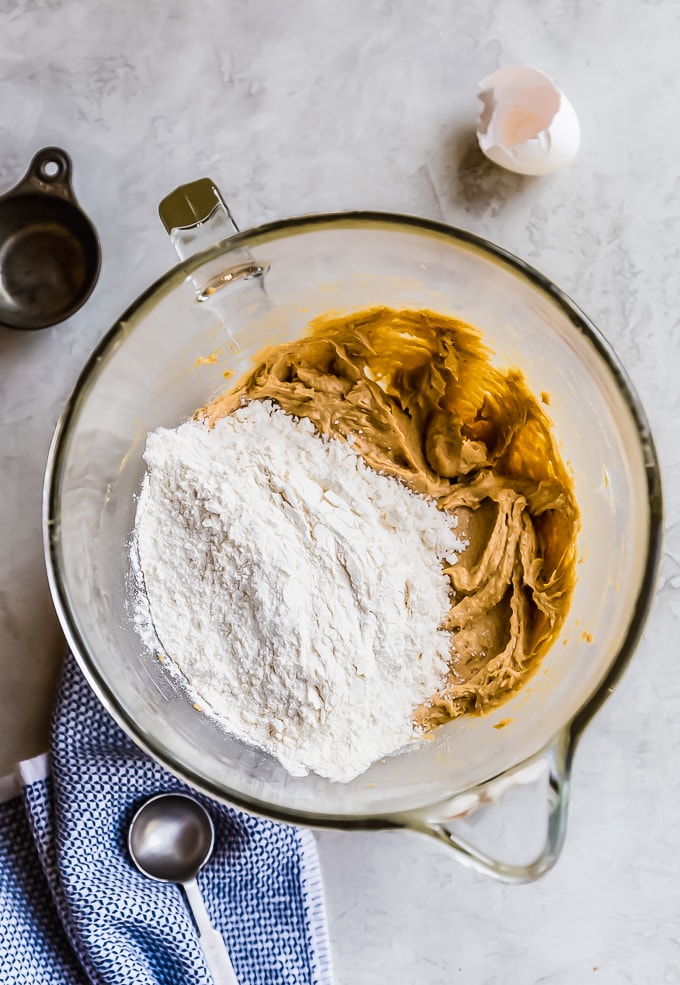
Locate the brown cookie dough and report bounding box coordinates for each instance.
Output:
[200,307,579,727]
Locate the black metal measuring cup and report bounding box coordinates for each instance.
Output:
[0,147,101,330]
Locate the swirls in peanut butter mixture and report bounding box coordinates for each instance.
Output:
[200,307,579,729]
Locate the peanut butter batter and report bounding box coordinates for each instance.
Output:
[200,307,579,728]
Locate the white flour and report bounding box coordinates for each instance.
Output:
[133,399,463,782]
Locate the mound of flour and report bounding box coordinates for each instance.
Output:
[133,399,463,782]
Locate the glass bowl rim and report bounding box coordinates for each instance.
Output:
[43,209,664,826]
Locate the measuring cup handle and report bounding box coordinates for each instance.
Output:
[183,878,240,985]
[2,146,78,204]
[27,147,73,188]
[407,730,573,883]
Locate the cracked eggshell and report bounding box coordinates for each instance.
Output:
[476,66,581,176]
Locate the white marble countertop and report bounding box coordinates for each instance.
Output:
[1,0,679,981]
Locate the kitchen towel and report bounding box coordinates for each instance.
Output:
[0,653,332,985]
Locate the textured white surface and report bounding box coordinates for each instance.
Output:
[0,0,678,981]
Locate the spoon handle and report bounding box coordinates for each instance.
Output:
[183,878,239,985]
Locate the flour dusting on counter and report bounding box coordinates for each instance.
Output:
[133,399,464,782]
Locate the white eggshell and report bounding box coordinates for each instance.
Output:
[476,66,581,176]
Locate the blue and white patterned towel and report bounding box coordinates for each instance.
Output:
[0,654,333,985]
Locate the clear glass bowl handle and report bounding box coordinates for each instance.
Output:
[399,730,573,883]
[158,178,271,336]
[159,178,267,288]
[159,178,240,259]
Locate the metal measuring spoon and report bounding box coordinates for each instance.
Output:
[128,792,239,985]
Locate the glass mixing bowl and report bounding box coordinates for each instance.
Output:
[44,182,662,882]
